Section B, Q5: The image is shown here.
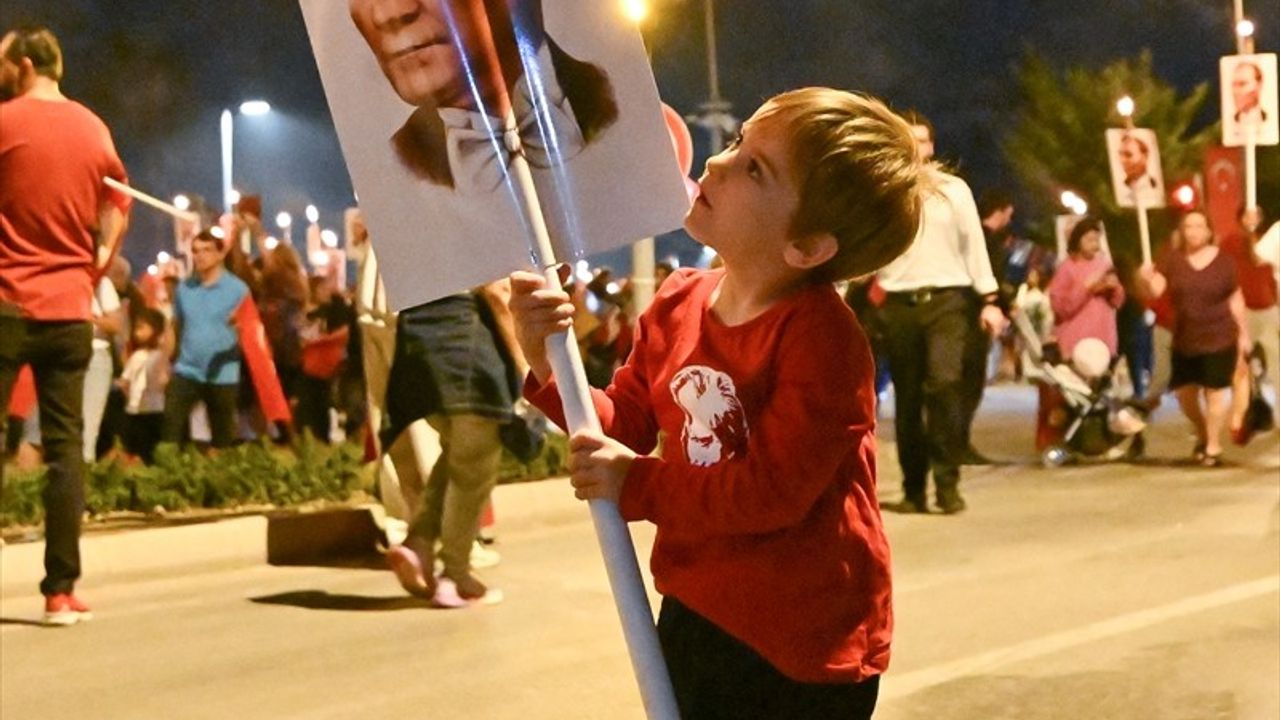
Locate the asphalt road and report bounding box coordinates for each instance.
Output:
[2,386,1278,719]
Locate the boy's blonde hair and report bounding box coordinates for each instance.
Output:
[757,87,926,283]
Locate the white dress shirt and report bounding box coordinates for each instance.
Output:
[878,171,999,296]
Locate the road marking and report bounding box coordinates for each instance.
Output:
[882,574,1280,700]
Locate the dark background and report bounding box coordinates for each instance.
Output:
[3,0,1275,277]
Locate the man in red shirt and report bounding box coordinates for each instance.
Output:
[0,25,131,626]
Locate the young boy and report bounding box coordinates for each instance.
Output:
[510,87,926,718]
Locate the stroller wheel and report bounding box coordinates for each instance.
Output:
[1042,446,1072,467]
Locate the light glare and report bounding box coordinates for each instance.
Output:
[239,100,272,116]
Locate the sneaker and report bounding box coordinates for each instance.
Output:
[470,540,501,569]
[43,593,92,627]
[386,546,435,599]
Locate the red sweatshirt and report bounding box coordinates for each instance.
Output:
[527,268,892,683]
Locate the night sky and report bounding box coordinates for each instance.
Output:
[3,0,1276,276]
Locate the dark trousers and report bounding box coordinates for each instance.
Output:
[294,374,332,443]
[961,326,991,447]
[657,597,880,720]
[161,374,239,448]
[880,288,976,502]
[0,316,93,596]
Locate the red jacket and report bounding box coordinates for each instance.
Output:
[528,269,892,683]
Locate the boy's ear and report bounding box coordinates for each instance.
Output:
[783,232,838,270]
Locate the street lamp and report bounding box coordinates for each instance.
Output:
[276,211,293,246]
[620,0,649,23]
[220,100,272,213]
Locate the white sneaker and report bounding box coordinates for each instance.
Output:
[470,540,501,569]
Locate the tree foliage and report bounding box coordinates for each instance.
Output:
[1004,50,1219,257]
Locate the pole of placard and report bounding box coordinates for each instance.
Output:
[104,177,201,223]
[631,236,657,313]
[503,120,680,720]
[1244,127,1258,209]
[1118,107,1153,266]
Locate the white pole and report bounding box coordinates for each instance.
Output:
[103,177,200,222]
[1233,0,1246,53]
[631,236,657,314]
[503,113,679,719]
[221,109,234,212]
[1134,193,1152,266]
[1245,125,1258,209]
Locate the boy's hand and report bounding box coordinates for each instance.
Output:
[568,430,635,503]
[509,270,575,385]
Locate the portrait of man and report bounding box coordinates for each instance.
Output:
[300,0,689,310]
[1220,53,1280,147]
[348,0,618,194]
[1105,128,1166,209]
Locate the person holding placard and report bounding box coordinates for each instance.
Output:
[1139,211,1248,467]
[512,88,926,719]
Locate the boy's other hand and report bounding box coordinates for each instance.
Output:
[568,431,635,503]
[509,270,575,385]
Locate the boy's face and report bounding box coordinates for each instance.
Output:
[684,109,804,265]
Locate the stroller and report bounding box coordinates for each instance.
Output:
[1011,310,1147,467]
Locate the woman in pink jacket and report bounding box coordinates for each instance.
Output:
[1049,217,1125,359]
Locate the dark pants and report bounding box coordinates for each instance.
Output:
[880,288,976,503]
[0,316,94,596]
[295,374,332,443]
[657,597,880,720]
[161,374,239,448]
[961,325,991,447]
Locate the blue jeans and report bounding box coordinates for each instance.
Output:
[0,316,93,595]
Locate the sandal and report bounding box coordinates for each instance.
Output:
[1200,453,1224,468]
[1191,441,1207,463]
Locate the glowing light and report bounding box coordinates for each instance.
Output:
[173,194,191,211]
[276,212,292,229]
[1115,96,1135,118]
[305,205,319,224]
[210,226,227,239]
[621,0,649,23]
[1236,19,1255,38]
[157,251,172,264]
[1173,184,1196,208]
[575,260,592,284]
[310,250,331,267]
[239,100,271,116]
[228,189,242,206]
[1059,190,1088,216]
[147,264,160,276]
[264,236,280,250]
[321,229,339,248]
[606,281,621,296]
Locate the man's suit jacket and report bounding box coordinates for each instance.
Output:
[391,39,618,188]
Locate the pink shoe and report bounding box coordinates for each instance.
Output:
[386,546,434,598]
[43,593,93,627]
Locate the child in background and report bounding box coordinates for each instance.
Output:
[118,308,169,463]
[510,88,926,719]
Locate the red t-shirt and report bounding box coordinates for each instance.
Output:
[0,96,130,321]
[528,269,893,683]
[1219,230,1278,310]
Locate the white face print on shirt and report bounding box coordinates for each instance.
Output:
[669,365,750,467]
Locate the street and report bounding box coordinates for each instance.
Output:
[2,385,1278,720]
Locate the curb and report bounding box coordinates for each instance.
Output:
[2,515,269,598]
[0,481,576,599]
